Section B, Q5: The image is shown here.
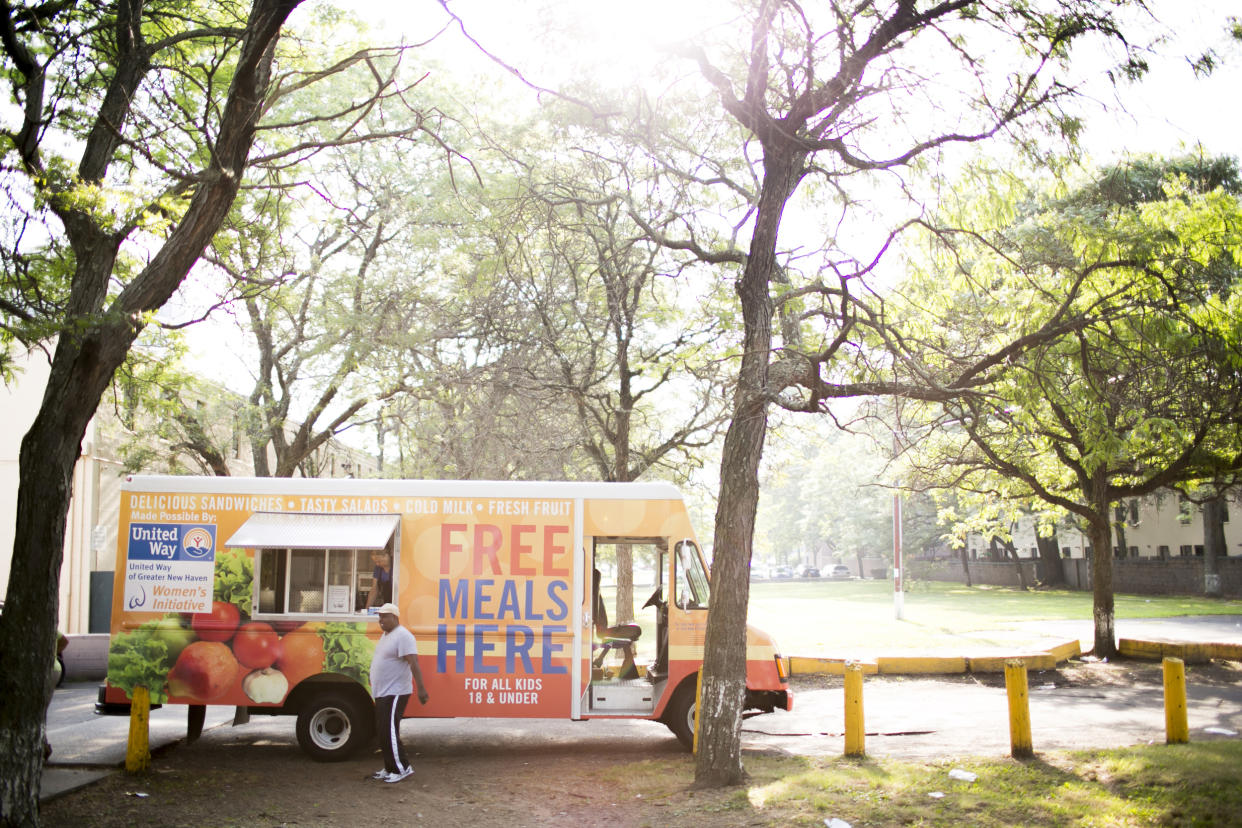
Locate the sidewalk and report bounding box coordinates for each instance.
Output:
[41,682,234,802]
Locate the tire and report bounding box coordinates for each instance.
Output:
[295,691,373,762]
[663,679,697,751]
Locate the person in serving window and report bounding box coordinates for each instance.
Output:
[366,550,393,609]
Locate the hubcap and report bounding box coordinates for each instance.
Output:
[309,707,351,750]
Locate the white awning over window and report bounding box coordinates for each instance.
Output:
[223,512,400,550]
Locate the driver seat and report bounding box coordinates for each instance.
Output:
[592,569,640,680]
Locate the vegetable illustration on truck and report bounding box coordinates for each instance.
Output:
[101,476,793,760]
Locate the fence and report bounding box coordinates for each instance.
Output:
[909,556,1242,598]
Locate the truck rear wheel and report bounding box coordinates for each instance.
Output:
[663,680,697,751]
[296,691,373,762]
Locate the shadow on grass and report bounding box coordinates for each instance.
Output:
[609,741,1242,826]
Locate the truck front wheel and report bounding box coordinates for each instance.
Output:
[663,680,697,751]
[296,691,373,761]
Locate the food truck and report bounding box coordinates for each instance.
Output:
[100,475,792,760]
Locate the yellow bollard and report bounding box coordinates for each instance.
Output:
[844,661,865,757]
[125,685,151,773]
[1005,659,1033,759]
[1163,657,1189,744]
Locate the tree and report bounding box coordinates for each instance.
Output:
[1180,478,1239,597]
[625,0,1153,786]
[223,133,465,479]
[467,135,732,616]
[0,2,431,821]
[107,330,240,476]
[900,155,1242,657]
[757,416,918,573]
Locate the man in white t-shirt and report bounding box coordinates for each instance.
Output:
[369,602,429,783]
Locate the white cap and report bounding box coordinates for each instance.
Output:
[375,602,400,617]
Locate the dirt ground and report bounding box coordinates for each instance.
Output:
[40,659,1242,828]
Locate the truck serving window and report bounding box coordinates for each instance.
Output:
[257,548,376,614]
[224,512,400,616]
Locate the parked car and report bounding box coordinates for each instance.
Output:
[749,564,770,581]
[829,563,851,579]
[771,565,794,579]
[799,565,820,578]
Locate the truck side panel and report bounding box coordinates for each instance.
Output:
[105,484,584,719]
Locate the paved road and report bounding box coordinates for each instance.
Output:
[43,668,1242,795]
[744,674,1242,759]
[40,616,1242,801]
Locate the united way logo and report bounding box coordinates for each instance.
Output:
[181,526,215,559]
[127,583,148,610]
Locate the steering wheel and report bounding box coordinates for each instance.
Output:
[642,585,663,609]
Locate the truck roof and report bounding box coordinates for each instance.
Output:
[121,475,685,501]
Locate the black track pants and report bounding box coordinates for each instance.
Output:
[375,694,411,773]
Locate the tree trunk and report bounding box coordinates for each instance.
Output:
[1001,538,1028,590]
[0,4,299,823]
[615,543,635,624]
[1036,531,1064,585]
[1203,495,1226,598]
[1087,503,1117,658]
[1113,513,1128,559]
[959,546,973,587]
[693,148,799,788]
[0,338,100,825]
[612,384,634,622]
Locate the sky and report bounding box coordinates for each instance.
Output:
[184,0,1241,420]
[1074,0,1240,160]
[332,0,1240,161]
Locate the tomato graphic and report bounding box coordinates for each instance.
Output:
[167,641,239,701]
[276,623,325,685]
[191,601,241,643]
[232,621,281,669]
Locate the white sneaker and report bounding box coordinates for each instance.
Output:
[370,769,390,780]
[385,767,414,784]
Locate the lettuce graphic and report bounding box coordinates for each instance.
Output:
[320,622,377,692]
[213,548,253,617]
[108,618,174,704]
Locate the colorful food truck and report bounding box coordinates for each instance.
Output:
[101,475,792,760]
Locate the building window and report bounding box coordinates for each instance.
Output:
[1158,545,1170,559]
[1179,545,1193,557]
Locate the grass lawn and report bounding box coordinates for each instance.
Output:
[603,578,1242,659]
[748,579,1242,656]
[608,740,1242,827]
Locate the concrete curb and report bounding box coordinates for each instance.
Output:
[787,638,1080,676]
[788,638,1242,677]
[1118,638,1242,664]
